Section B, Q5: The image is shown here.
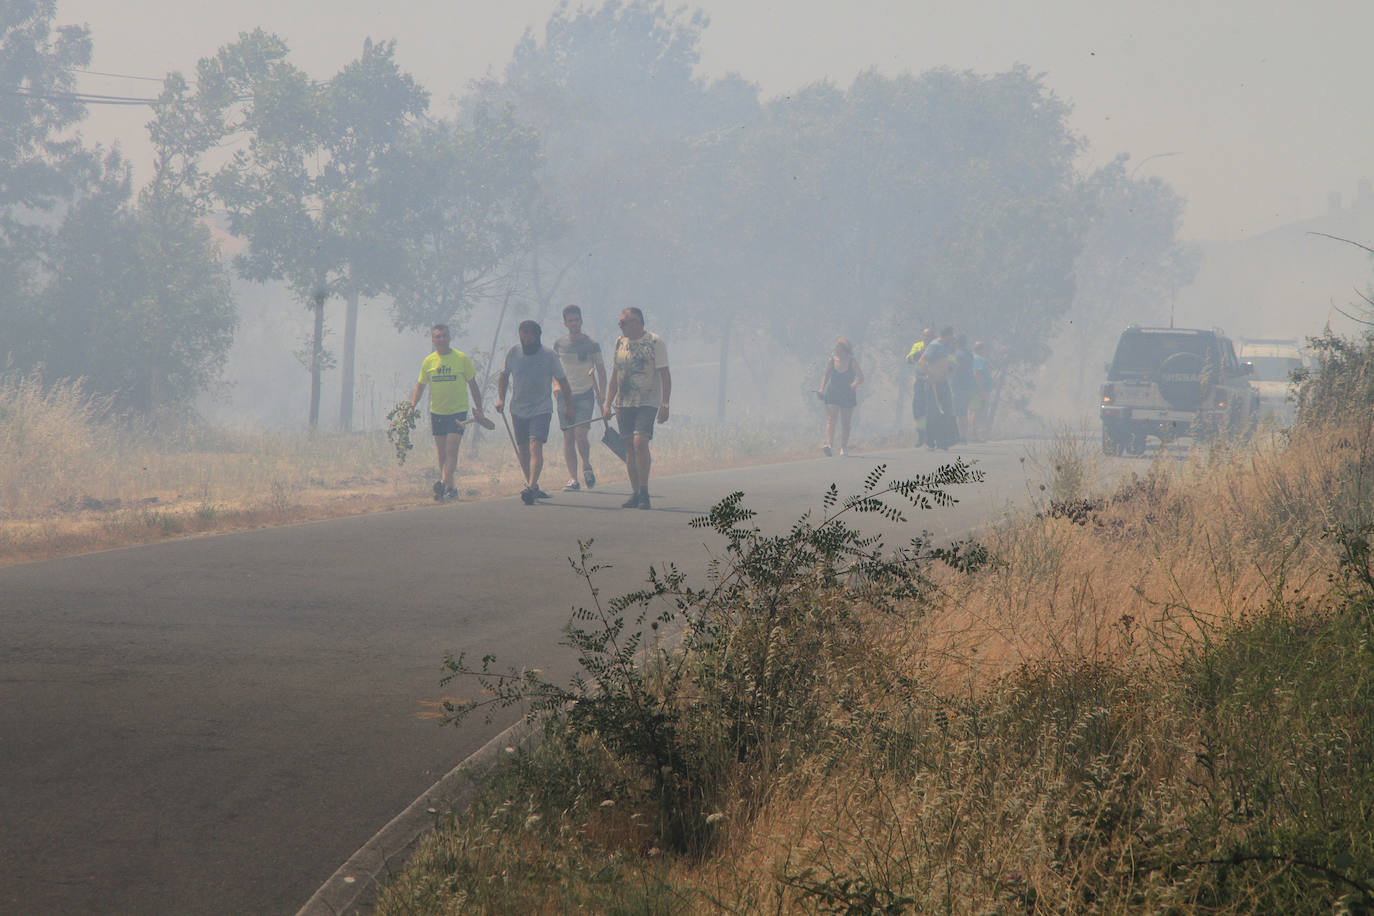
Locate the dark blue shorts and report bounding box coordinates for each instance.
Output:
[617,405,657,440]
[430,411,467,436]
[513,412,552,444]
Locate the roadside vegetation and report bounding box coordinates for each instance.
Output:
[376,328,1374,914]
[0,370,825,567]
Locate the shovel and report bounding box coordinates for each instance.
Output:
[559,411,627,461]
[598,415,628,461]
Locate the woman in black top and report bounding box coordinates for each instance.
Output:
[817,337,863,456]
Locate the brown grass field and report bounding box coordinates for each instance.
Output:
[0,374,827,568]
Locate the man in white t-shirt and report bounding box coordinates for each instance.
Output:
[603,307,670,510]
[552,304,607,492]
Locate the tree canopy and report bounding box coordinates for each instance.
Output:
[0,2,235,414]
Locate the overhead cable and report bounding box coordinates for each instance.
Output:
[10,87,163,106]
[67,67,166,83]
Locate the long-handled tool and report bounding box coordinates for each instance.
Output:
[557,413,624,460]
[458,412,496,431]
[497,409,521,458]
[557,389,627,461]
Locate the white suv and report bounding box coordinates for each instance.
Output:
[1100,326,1259,455]
[1238,338,1305,427]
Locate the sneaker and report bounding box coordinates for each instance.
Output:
[520,488,535,505]
[445,486,459,500]
[563,479,581,491]
[621,493,642,509]
[838,448,847,457]
[584,467,596,488]
[532,487,551,499]
[822,445,832,457]
[433,480,445,501]
[638,491,651,510]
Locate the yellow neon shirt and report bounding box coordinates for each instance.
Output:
[418,350,476,414]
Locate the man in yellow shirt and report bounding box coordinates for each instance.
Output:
[411,324,485,500]
[906,327,935,445]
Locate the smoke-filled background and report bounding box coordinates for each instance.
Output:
[4,0,1372,436]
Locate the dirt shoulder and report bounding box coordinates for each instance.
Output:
[0,438,831,569]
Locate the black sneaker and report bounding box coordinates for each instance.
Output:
[584,467,596,488]
[433,481,445,501]
[445,486,459,500]
[621,493,642,509]
[520,488,535,505]
[532,487,551,499]
[638,491,651,510]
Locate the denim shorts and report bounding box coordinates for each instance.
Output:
[617,405,658,440]
[430,411,468,436]
[513,412,553,444]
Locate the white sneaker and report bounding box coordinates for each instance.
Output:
[563,479,580,491]
[838,448,848,456]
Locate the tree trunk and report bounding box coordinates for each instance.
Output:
[309,296,325,429]
[716,316,733,422]
[339,286,359,430]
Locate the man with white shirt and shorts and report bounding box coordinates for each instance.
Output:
[553,304,607,491]
[603,307,671,510]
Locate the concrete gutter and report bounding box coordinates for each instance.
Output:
[296,715,542,916]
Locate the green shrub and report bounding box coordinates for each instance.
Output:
[1171,563,1374,913]
[440,462,985,858]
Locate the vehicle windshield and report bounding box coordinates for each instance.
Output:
[1110,331,1215,377]
[1246,355,1303,382]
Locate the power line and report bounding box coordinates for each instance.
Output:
[10,87,163,106]
[67,67,165,84]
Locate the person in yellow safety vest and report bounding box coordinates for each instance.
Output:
[905,327,935,445]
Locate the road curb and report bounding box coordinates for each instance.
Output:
[296,715,542,916]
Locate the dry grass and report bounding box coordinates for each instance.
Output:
[673,424,1367,913]
[0,374,825,567]
[377,414,1374,915]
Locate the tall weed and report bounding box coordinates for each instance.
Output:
[0,372,117,516]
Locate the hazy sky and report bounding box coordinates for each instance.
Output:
[58,0,1374,241]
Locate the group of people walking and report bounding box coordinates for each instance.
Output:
[906,325,990,448]
[410,305,671,509]
[814,325,991,455]
[412,312,987,504]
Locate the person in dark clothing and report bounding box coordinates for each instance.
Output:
[818,337,864,456]
[918,326,958,449]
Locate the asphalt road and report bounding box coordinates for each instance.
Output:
[0,441,1043,915]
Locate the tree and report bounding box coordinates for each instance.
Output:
[0,1,95,363]
[207,32,428,428]
[462,3,1136,426]
[1061,154,1197,401]
[374,107,545,335]
[467,1,764,415]
[33,150,236,413]
[0,4,235,413]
